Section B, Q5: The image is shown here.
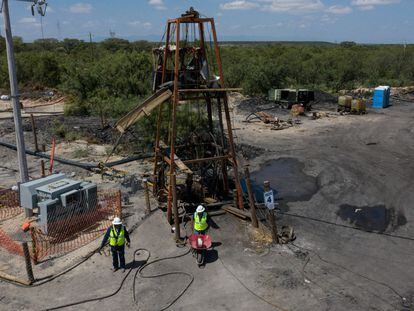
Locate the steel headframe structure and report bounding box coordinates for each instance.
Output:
[152,8,244,223]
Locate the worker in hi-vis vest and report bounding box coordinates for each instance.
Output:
[193,205,211,234]
[100,217,131,272]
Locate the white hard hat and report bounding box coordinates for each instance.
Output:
[112,217,122,225]
[196,205,205,213]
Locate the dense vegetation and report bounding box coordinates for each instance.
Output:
[0,37,413,118]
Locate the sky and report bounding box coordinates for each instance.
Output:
[1,0,413,43]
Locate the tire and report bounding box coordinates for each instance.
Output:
[196,250,204,266]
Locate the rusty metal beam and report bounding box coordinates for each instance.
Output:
[116,88,172,133]
[210,19,244,210]
[217,98,229,194]
[167,20,181,224]
[153,21,171,192]
[183,155,229,165]
[178,88,242,93]
[164,155,193,174]
[168,18,213,24]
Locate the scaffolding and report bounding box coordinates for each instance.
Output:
[152,8,244,223]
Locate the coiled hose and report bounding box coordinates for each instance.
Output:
[44,247,193,311]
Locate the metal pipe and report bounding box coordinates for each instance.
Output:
[178,88,243,93]
[171,173,180,241]
[0,140,153,171]
[182,155,229,165]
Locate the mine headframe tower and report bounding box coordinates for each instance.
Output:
[152,8,244,222]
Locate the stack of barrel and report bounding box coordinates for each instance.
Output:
[338,96,366,114]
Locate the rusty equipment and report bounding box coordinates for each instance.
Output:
[150,8,244,223]
[245,111,294,131]
[113,9,244,225]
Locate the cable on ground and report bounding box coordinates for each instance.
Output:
[44,247,193,311]
[132,248,193,311]
[218,256,289,311]
[279,210,414,242]
[289,243,407,305]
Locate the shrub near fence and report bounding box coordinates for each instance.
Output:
[0,189,121,263]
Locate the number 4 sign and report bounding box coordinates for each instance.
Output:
[264,190,275,210]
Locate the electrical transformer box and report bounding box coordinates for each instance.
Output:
[19,173,66,209]
[36,179,82,202]
[19,174,98,234]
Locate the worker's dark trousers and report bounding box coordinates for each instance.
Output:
[111,245,125,269]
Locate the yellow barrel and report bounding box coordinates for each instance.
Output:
[351,99,366,112]
[338,96,352,108]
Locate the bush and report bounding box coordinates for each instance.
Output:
[72,146,89,158]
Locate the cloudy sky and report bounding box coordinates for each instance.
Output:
[2,0,412,43]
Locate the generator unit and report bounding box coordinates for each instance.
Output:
[19,174,97,234]
[268,88,314,109]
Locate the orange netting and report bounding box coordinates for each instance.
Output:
[0,188,23,221]
[0,190,121,263]
[0,228,23,256]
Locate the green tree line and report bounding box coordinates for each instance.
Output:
[0,37,413,117]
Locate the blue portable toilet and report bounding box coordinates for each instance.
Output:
[372,86,391,108]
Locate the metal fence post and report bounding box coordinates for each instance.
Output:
[29,227,38,265]
[171,173,180,241]
[21,242,34,284]
[41,144,46,177]
[117,189,122,219]
[264,181,279,244]
[30,114,39,152]
[244,166,259,228]
[143,178,151,214]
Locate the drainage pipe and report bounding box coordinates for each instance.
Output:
[0,140,153,171]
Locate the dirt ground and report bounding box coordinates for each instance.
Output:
[0,93,414,310]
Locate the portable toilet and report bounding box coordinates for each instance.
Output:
[385,86,391,106]
[372,86,391,108]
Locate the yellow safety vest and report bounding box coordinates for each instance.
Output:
[109,226,125,247]
[194,212,208,231]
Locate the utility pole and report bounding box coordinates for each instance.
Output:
[2,0,32,217]
[89,32,94,59]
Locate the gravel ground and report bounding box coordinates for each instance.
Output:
[0,93,413,310]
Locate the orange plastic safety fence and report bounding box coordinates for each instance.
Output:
[0,188,23,221]
[30,190,121,261]
[0,190,121,263]
[0,228,23,256]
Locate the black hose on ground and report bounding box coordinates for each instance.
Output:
[0,248,100,288]
[132,248,193,310]
[44,247,193,311]
[0,140,153,171]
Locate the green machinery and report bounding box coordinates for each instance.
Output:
[268,88,315,109]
